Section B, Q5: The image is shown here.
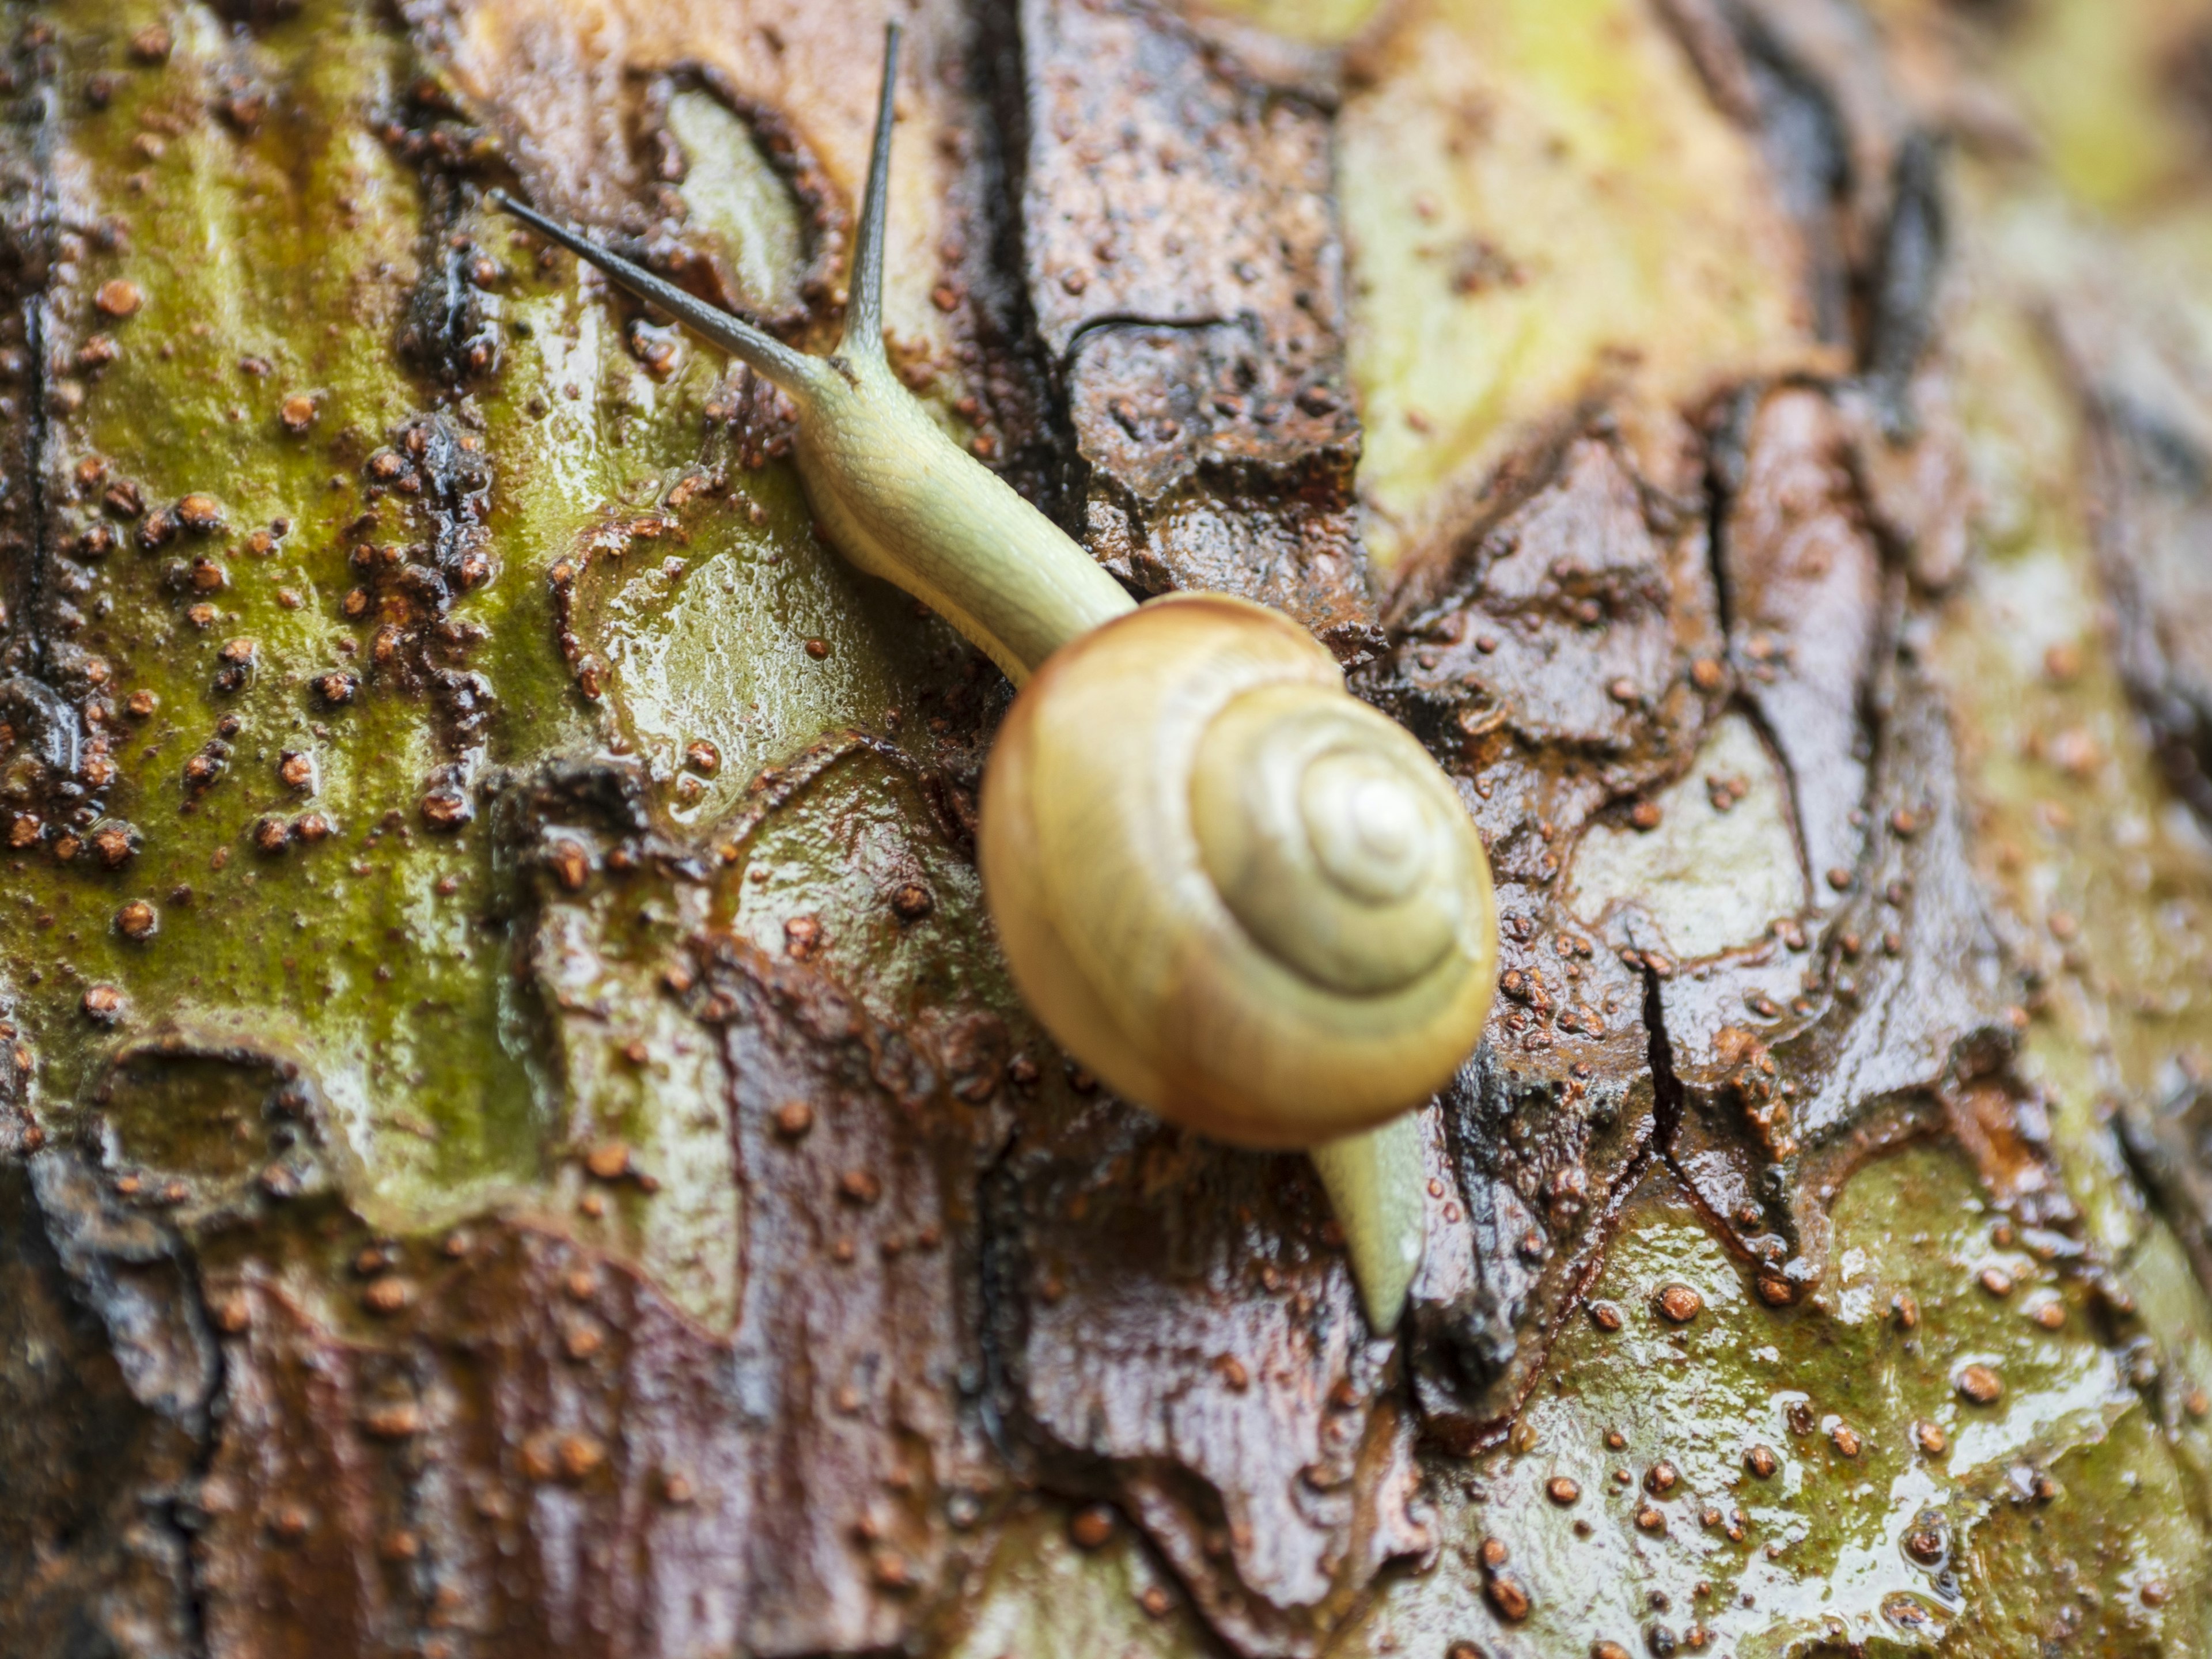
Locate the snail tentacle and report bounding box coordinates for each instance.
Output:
[838,19,901,364]
[489,29,1130,684]
[484,188,827,398]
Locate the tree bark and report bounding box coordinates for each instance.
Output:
[9,0,2212,1655]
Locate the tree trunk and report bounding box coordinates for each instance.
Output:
[8,0,2212,1654]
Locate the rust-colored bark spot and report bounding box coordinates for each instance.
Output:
[545,839,588,889]
[177,493,224,532]
[361,1402,421,1439]
[1070,1505,1116,1550]
[95,277,143,316]
[584,1141,631,1180]
[1655,1283,1703,1324]
[1485,1573,1532,1621]
[1955,1364,2003,1405]
[362,1277,415,1315]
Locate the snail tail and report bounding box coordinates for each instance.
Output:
[1310,1118,1427,1332]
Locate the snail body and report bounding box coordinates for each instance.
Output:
[787,346,1134,683]
[489,25,1498,1328]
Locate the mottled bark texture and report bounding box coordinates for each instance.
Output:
[9,1,2212,1657]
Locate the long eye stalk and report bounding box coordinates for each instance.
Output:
[482,196,821,395]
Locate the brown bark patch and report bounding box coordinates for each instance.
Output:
[1021,0,1380,656]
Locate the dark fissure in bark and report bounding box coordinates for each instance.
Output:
[1861,131,1948,437]
[1642,967,1684,1153]
[385,76,503,387]
[2069,340,2212,829]
[969,0,1077,525]
[1714,2,1857,347]
[0,31,94,828]
[1699,382,1760,642]
[0,47,53,674]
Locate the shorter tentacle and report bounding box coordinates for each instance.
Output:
[839,22,901,362]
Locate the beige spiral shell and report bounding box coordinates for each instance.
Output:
[979,593,1498,1150]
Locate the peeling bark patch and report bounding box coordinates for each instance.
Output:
[1412,1041,1652,1446]
[988,1092,1426,1658]
[1019,0,1379,653]
[28,1149,221,1435]
[1366,423,1722,1431]
[1067,320,1374,655]
[1372,379,2063,1430]
[1711,385,1881,903]
[193,923,1009,1659]
[687,932,1006,1652]
[1661,653,2056,1294]
[505,740,1449,1654]
[201,1233,770,1659]
[0,1162,202,1659]
[1380,430,1724,887]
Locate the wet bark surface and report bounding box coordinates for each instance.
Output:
[9,1,2212,1656]
[2055,284,2212,830]
[1021,0,1380,658]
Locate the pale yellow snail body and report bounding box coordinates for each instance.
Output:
[491,24,1497,1329]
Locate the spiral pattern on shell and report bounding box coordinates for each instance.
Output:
[979,593,1498,1149]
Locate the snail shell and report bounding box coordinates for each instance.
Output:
[980,593,1497,1149]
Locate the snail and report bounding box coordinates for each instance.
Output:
[488,24,1497,1330]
